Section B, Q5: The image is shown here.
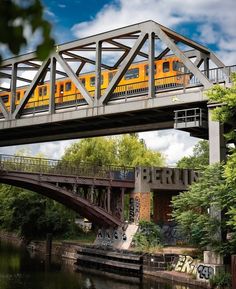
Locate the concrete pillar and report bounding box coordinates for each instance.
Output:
[129,167,151,223]
[206,107,226,265]
[208,107,226,164]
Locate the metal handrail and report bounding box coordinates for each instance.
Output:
[0,154,135,181]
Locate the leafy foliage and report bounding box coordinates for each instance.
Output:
[133,221,162,250]
[210,272,232,289]
[172,163,236,254]
[177,140,209,169]
[62,135,165,167]
[0,184,78,240]
[0,0,55,62]
[207,73,236,134]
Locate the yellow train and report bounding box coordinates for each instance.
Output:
[0,56,186,112]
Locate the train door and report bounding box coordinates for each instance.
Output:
[59,83,64,103]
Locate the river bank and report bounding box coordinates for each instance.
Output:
[0,230,209,289]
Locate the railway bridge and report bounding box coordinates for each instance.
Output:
[0,154,198,229]
[0,20,234,247]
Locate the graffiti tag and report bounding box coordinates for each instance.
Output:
[197,264,214,280]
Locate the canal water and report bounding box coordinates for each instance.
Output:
[0,241,202,289]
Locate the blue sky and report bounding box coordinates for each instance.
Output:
[40,0,235,65]
[42,0,111,42]
[0,0,235,164]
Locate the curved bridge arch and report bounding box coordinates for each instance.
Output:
[0,171,123,228]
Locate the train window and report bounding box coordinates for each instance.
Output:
[38,86,47,97]
[1,95,9,103]
[43,86,47,96]
[90,77,95,86]
[124,68,139,80]
[90,75,104,86]
[163,62,170,73]
[38,87,43,97]
[17,92,21,101]
[65,82,71,91]
[173,61,184,72]
[144,64,157,76]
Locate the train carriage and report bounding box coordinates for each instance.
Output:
[0,56,187,114]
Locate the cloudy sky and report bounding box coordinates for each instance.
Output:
[0,0,235,164]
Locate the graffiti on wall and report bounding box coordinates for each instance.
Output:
[161,223,187,245]
[96,228,127,247]
[174,255,216,282]
[197,264,214,280]
[129,196,140,223]
[174,255,197,275]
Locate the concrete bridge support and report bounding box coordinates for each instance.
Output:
[129,167,151,223]
[203,106,227,270]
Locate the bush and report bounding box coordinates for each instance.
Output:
[133,221,162,251]
[210,272,232,289]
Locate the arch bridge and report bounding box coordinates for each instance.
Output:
[0,154,198,228]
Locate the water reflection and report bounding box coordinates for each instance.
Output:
[0,240,201,289]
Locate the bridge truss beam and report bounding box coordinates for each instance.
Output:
[0,20,232,145]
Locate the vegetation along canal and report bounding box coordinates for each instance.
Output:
[0,241,205,289]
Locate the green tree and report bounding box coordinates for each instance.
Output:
[62,135,165,167]
[133,220,162,251]
[0,0,55,62]
[117,134,165,167]
[177,140,209,169]
[62,137,118,166]
[207,73,236,143]
[0,184,78,240]
[172,163,236,254]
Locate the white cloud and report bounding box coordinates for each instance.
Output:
[71,0,236,64]
[139,130,199,165]
[0,140,77,160]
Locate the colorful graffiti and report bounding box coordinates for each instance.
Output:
[174,255,197,275]
[174,255,217,282]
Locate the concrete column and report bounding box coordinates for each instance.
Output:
[206,107,226,265]
[208,107,226,164]
[129,167,151,223]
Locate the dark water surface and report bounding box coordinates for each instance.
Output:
[0,241,201,289]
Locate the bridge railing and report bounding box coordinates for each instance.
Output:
[0,154,135,181]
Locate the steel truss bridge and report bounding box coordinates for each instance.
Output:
[0,20,235,146]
